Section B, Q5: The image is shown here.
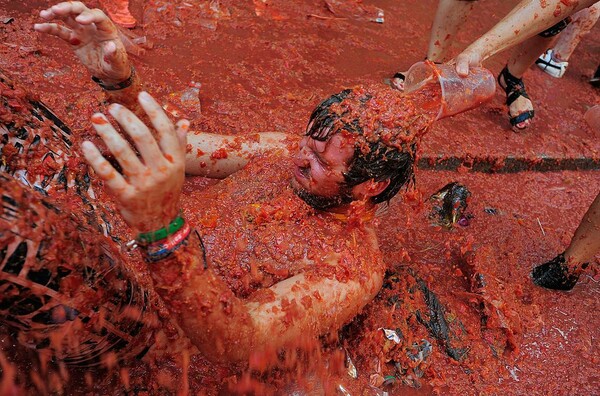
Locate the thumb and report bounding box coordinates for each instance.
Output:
[455,54,470,77]
[102,40,117,65]
[176,119,190,151]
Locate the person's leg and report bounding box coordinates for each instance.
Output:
[427,0,478,62]
[553,4,600,62]
[499,17,571,130]
[536,4,600,77]
[564,191,600,265]
[532,191,600,290]
[505,36,559,78]
[393,0,476,90]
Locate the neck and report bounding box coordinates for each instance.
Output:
[324,200,376,223]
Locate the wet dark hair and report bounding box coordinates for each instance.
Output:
[305,89,416,204]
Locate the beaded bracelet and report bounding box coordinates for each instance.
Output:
[137,215,185,245]
[142,222,192,263]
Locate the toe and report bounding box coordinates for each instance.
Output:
[391,78,405,91]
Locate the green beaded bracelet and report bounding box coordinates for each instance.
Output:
[137,215,185,244]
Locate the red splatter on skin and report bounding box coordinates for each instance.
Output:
[69,37,81,46]
[164,153,174,162]
[91,114,108,124]
[554,5,563,16]
[210,148,228,159]
[300,295,313,309]
[514,29,520,35]
[540,0,548,8]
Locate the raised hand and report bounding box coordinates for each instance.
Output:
[82,92,189,232]
[34,1,130,84]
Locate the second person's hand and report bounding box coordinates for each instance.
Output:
[34,1,131,85]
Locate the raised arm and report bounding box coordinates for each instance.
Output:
[35,2,141,109]
[454,0,598,76]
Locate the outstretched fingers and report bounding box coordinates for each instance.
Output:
[45,2,89,19]
[175,119,190,151]
[138,92,187,163]
[38,2,117,38]
[108,101,167,169]
[75,8,117,35]
[33,22,74,42]
[90,113,145,178]
[81,141,130,196]
[39,3,87,29]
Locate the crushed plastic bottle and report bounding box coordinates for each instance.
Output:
[180,81,201,109]
[164,81,202,118]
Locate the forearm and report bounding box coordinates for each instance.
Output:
[103,67,144,109]
[185,132,293,178]
[147,231,257,361]
[427,0,474,62]
[464,0,596,61]
[98,66,145,115]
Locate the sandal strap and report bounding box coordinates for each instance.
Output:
[510,110,535,127]
[499,66,531,106]
[506,88,530,106]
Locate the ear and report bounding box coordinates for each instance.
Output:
[351,179,391,200]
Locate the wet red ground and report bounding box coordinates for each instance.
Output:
[1,0,599,395]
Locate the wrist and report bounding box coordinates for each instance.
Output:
[92,66,136,91]
[141,222,192,262]
[137,212,184,244]
[129,213,194,263]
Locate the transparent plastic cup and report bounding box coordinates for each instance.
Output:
[404,61,496,120]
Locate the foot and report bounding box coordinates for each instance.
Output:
[535,49,568,78]
[390,71,406,91]
[498,66,535,130]
[531,253,582,291]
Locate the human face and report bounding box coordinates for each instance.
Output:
[291,132,356,210]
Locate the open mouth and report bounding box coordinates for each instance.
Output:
[293,165,309,182]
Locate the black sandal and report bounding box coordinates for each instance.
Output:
[531,253,583,291]
[498,66,535,129]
